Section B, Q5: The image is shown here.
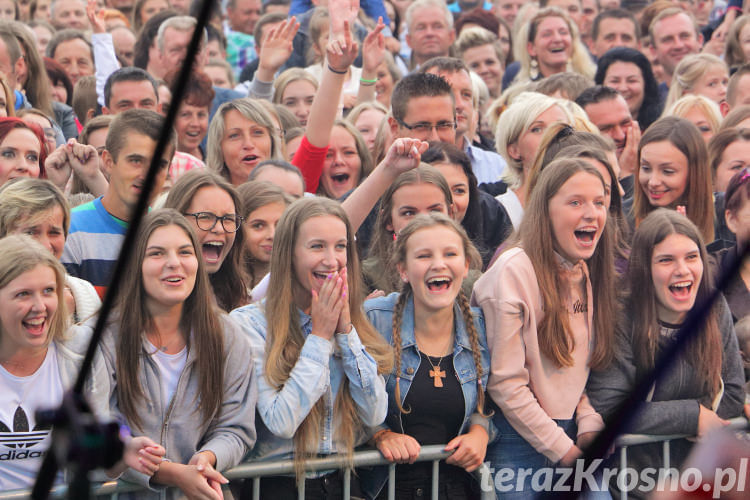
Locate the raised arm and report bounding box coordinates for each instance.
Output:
[342,138,427,231]
[357,18,387,104]
[248,17,300,100]
[304,16,359,148]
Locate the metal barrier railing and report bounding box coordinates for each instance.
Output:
[0,445,454,500]
[2,419,747,500]
[614,417,749,500]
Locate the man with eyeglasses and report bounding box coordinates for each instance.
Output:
[421,57,506,184]
[62,110,176,299]
[389,72,457,144]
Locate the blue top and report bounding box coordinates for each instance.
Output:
[61,197,127,296]
[230,301,388,470]
[448,1,493,13]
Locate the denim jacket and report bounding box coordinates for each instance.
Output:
[364,293,491,438]
[360,293,492,498]
[230,301,388,468]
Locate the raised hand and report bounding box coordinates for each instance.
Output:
[86,0,106,34]
[381,138,429,176]
[362,18,386,74]
[328,0,360,41]
[257,16,300,80]
[65,139,109,196]
[326,21,359,73]
[44,144,72,191]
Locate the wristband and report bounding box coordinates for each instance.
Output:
[328,64,348,75]
[360,77,377,86]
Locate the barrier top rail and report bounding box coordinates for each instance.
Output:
[1,421,748,500]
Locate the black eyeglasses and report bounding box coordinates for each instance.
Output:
[184,212,244,232]
[396,118,456,133]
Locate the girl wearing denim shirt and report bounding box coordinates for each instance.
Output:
[230,197,392,498]
[363,213,491,500]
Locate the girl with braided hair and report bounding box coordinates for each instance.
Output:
[363,212,491,500]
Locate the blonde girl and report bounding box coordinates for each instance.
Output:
[230,197,392,497]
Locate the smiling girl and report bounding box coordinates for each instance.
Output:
[0,235,162,490]
[83,210,257,499]
[588,209,744,495]
[230,197,392,497]
[473,158,616,497]
[318,119,374,200]
[363,165,455,294]
[237,180,292,293]
[164,170,250,311]
[363,213,490,499]
[633,116,715,244]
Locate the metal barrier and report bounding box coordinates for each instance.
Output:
[614,417,749,500]
[2,419,747,500]
[0,445,455,500]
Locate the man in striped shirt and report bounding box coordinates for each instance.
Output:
[62,109,176,299]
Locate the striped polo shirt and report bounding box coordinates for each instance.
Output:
[61,197,127,300]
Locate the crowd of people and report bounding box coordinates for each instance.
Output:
[0,0,749,498]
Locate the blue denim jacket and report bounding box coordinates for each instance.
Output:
[364,293,491,437]
[359,293,493,498]
[230,302,388,468]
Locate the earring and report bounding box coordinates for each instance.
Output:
[402,276,409,283]
[530,57,540,80]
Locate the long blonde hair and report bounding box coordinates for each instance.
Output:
[264,197,393,477]
[0,235,68,347]
[665,54,728,109]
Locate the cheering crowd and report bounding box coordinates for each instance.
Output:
[0,0,749,498]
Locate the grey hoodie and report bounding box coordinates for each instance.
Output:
[73,314,257,498]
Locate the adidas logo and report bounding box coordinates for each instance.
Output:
[0,406,51,455]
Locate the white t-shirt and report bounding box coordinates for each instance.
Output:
[0,344,64,490]
[146,341,188,410]
[496,190,524,230]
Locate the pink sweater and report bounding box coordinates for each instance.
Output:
[472,247,604,462]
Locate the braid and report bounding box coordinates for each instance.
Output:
[391,287,412,414]
[457,290,492,418]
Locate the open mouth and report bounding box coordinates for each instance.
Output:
[668,280,693,299]
[23,317,46,336]
[574,227,597,245]
[202,241,224,263]
[163,276,185,285]
[330,173,351,186]
[242,154,259,164]
[548,47,567,54]
[426,276,452,292]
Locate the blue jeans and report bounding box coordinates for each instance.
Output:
[486,411,575,499]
